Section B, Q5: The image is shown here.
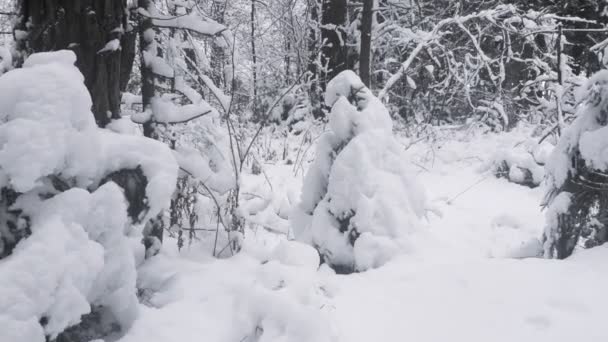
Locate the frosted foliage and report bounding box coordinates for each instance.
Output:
[292,71,425,271]
[0,51,178,341]
[172,109,236,195]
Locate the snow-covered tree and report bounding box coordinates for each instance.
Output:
[0,51,177,341]
[291,70,426,273]
[542,70,608,259]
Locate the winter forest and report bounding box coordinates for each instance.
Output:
[2,0,608,341]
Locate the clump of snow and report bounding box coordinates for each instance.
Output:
[292,70,426,272]
[487,138,551,187]
[0,46,12,75]
[270,240,320,271]
[98,38,121,54]
[0,51,178,341]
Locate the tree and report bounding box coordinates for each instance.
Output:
[308,0,348,117]
[15,0,136,127]
[291,70,426,273]
[542,71,608,259]
[359,0,373,87]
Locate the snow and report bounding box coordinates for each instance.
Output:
[0,46,12,75]
[118,246,336,342]
[97,39,121,54]
[100,121,608,342]
[332,247,608,342]
[143,50,174,78]
[173,145,235,194]
[138,8,226,36]
[486,137,551,187]
[3,50,608,342]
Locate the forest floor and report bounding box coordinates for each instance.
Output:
[118,124,608,342]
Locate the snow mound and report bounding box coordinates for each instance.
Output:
[292,70,426,272]
[121,249,336,342]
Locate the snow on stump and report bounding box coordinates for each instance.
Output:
[0,51,177,341]
[291,70,426,273]
[542,70,608,259]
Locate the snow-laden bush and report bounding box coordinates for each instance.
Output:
[0,51,178,341]
[542,70,608,259]
[291,70,426,273]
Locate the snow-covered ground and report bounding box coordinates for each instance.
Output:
[118,124,608,342]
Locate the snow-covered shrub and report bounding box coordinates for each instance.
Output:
[542,70,608,259]
[0,51,178,341]
[291,70,426,273]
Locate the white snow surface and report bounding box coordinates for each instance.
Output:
[113,123,608,342]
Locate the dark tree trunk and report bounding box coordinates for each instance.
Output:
[210,1,227,91]
[137,0,157,139]
[307,0,323,117]
[16,0,135,127]
[320,0,348,84]
[309,0,348,117]
[251,0,259,119]
[359,0,373,87]
[120,26,137,93]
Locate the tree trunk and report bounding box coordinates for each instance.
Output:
[359,0,373,87]
[251,0,259,119]
[16,0,135,127]
[320,0,348,84]
[138,0,157,139]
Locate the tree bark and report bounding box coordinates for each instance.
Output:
[359,0,373,87]
[320,0,348,84]
[16,0,134,127]
[137,0,157,139]
[251,0,259,119]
